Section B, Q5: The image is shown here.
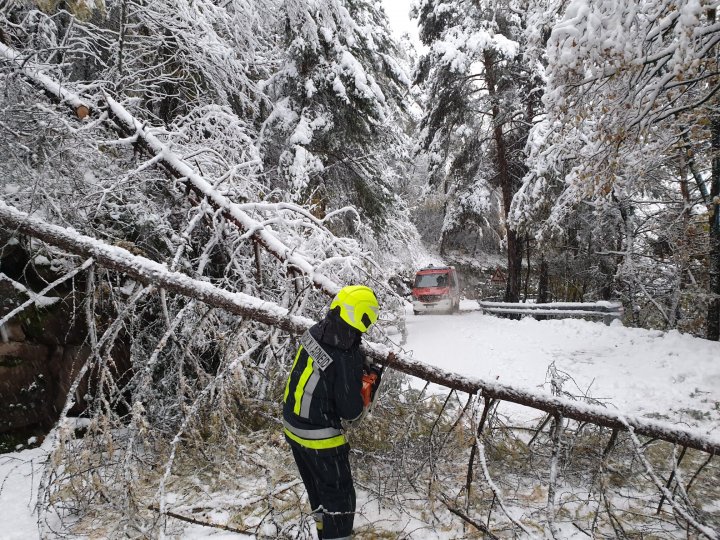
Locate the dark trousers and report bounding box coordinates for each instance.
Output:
[290,445,355,539]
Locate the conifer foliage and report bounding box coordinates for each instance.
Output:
[259,0,415,237]
[414,0,541,301]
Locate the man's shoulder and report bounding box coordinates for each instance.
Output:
[301,330,336,371]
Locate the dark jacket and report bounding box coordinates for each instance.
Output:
[283,309,365,453]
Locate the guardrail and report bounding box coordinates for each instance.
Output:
[478,300,624,323]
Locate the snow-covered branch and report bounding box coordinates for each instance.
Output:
[367,344,720,455]
[0,40,349,298]
[104,94,347,297]
[0,272,61,312]
[0,200,314,335]
[0,260,91,328]
[3,200,718,455]
[623,422,719,540]
[0,41,91,119]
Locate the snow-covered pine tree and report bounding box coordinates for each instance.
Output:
[257,0,424,269]
[414,0,542,301]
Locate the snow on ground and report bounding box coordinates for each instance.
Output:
[3,304,720,538]
[401,299,720,432]
[0,445,46,539]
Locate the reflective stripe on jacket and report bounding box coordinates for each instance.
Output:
[283,323,364,453]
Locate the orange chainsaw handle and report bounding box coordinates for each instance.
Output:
[361,371,379,407]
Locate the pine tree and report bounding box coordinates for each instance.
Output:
[415,0,542,301]
[258,0,416,245]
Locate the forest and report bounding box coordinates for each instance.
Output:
[1,0,719,538]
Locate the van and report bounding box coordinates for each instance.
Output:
[411,265,460,314]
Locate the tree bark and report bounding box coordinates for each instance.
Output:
[617,197,641,326]
[523,235,531,302]
[537,255,550,304]
[378,340,720,454]
[483,49,521,303]
[707,115,720,340]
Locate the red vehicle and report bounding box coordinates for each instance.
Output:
[411,265,460,314]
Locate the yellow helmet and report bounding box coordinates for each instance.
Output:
[330,285,379,333]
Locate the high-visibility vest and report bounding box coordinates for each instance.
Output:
[283,331,363,450]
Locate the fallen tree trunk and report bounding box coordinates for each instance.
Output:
[2,200,719,455]
[1,41,343,298]
[0,200,314,336]
[0,42,91,119]
[371,345,720,454]
[103,94,345,298]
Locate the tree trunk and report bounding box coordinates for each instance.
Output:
[483,49,521,303]
[668,167,692,330]
[505,230,523,303]
[618,197,640,327]
[708,115,720,340]
[523,235,531,302]
[599,255,615,301]
[3,201,720,454]
[537,255,549,304]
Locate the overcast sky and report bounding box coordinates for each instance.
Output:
[381,0,420,46]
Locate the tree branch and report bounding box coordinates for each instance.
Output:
[2,200,720,455]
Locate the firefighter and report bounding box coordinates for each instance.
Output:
[283,285,383,539]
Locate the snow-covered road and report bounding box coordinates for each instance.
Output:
[400,300,720,432]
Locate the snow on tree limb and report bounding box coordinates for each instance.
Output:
[2,200,719,455]
[0,42,91,119]
[0,40,345,297]
[102,93,346,297]
[0,260,90,328]
[477,438,533,536]
[0,272,62,311]
[623,422,719,540]
[365,343,720,455]
[0,200,314,335]
[0,29,716,452]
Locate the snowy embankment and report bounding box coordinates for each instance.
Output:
[403,300,720,432]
